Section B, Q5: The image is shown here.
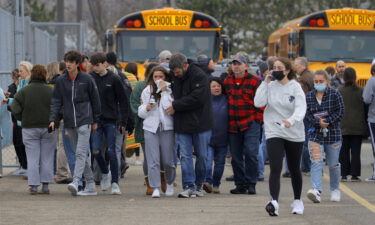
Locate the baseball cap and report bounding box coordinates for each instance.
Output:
[231,55,247,64]
[158,50,172,60]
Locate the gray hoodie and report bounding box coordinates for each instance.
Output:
[363,76,375,123]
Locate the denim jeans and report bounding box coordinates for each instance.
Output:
[258,126,267,179]
[301,120,311,173]
[229,122,260,187]
[62,125,75,176]
[176,130,211,191]
[309,141,341,192]
[205,144,227,187]
[91,121,118,184]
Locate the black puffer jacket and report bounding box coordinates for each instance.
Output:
[172,62,213,133]
[49,71,101,128]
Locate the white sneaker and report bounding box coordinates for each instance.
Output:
[134,160,143,166]
[67,180,79,196]
[111,183,121,195]
[331,189,341,202]
[265,200,279,216]
[101,172,111,191]
[291,199,304,215]
[77,182,97,196]
[165,184,174,196]
[12,168,27,176]
[152,188,160,198]
[307,189,321,203]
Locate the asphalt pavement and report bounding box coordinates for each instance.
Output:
[1,143,375,225]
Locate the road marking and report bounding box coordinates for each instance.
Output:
[323,174,375,213]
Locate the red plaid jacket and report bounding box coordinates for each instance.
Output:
[224,72,263,133]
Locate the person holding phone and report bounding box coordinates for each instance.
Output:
[138,66,175,198]
[11,65,56,194]
[254,57,306,216]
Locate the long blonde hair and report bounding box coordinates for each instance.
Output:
[46,62,59,82]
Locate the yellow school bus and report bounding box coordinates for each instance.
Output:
[105,7,229,77]
[268,8,375,86]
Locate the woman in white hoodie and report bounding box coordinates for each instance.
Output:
[138,66,175,198]
[254,57,306,216]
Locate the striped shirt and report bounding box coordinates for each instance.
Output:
[305,87,344,144]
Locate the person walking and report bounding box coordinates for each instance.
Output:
[305,70,344,203]
[168,53,213,198]
[49,50,101,196]
[338,67,368,182]
[130,63,159,195]
[255,57,306,216]
[138,66,176,198]
[89,52,129,195]
[362,64,375,182]
[223,54,262,195]
[11,65,56,194]
[203,77,228,194]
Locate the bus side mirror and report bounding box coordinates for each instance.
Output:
[103,31,114,52]
[221,35,230,58]
[288,32,298,45]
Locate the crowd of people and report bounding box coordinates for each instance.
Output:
[2,48,375,217]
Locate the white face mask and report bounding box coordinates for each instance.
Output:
[155,79,171,93]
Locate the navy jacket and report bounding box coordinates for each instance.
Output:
[210,94,228,147]
[50,71,101,128]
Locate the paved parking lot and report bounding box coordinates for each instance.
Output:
[1,144,375,225]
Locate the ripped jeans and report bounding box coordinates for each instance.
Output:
[308,141,341,192]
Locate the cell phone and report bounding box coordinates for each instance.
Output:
[48,126,54,133]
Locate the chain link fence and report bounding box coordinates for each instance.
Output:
[0,6,57,171]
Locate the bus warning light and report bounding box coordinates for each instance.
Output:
[317,18,325,26]
[125,20,134,28]
[203,20,211,28]
[134,19,142,28]
[194,19,203,28]
[309,19,317,26]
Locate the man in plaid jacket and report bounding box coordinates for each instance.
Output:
[224,54,263,195]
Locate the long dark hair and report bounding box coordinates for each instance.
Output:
[144,66,172,102]
[343,67,357,88]
[125,62,138,80]
[276,57,296,80]
[210,77,226,95]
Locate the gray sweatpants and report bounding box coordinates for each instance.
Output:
[66,125,94,183]
[144,129,175,188]
[22,128,57,186]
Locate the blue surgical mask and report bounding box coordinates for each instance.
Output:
[314,84,327,92]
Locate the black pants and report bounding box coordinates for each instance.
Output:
[267,138,303,201]
[339,135,362,177]
[13,125,27,169]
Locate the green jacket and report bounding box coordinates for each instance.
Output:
[130,81,146,143]
[11,80,53,128]
[338,85,369,136]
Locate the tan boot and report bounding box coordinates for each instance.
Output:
[145,177,153,195]
[160,172,167,193]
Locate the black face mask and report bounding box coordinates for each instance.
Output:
[272,70,285,81]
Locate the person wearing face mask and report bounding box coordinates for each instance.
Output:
[255,57,306,216]
[305,70,344,204]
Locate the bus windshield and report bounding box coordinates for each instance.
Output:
[303,30,375,63]
[117,31,219,62]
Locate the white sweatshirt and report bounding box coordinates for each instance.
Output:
[138,85,174,133]
[254,79,306,142]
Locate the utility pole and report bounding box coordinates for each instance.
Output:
[77,0,83,52]
[57,0,64,60]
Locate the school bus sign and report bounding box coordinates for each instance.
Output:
[327,10,375,29]
[143,10,193,30]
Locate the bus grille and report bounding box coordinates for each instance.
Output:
[357,79,368,87]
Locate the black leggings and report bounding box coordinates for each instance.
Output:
[267,138,303,201]
[13,125,27,169]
